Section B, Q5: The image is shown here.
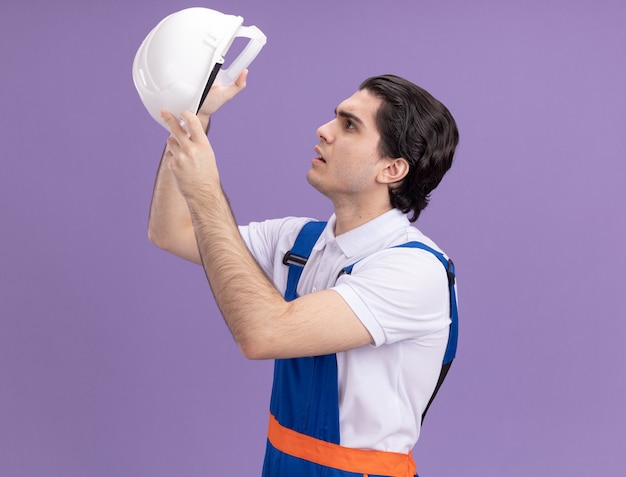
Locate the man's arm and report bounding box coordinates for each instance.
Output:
[148,144,202,263]
[161,110,373,360]
[147,71,249,264]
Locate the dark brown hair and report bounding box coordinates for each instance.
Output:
[360,75,459,221]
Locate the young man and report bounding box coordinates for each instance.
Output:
[148,72,459,477]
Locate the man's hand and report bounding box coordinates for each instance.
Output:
[197,69,248,120]
[160,110,220,202]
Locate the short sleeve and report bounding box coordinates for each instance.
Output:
[332,247,451,346]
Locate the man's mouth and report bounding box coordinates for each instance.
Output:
[314,146,326,163]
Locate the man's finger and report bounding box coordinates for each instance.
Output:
[160,110,187,140]
[233,69,248,89]
[165,135,180,155]
[179,110,205,142]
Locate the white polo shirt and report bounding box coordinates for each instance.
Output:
[239,208,452,453]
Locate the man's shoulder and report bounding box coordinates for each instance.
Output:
[345,224,449,280]
[401,225,446,255]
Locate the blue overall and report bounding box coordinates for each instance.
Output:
[262,222,458,477]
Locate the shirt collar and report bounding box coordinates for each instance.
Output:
[315,209,411,258]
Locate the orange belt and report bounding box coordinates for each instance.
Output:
[267,414,417,477]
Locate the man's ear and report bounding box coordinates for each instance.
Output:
[378,157,410,184]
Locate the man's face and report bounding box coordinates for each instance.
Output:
[307,89,388,201]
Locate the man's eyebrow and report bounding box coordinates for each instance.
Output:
[334,108,365,126]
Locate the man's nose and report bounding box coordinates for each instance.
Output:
[316,120,334,143]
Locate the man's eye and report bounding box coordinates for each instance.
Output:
[346,120,355,129]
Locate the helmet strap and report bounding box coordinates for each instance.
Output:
[197,61,224,113]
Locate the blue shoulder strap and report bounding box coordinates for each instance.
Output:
[282,221,327,301]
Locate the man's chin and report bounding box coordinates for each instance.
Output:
[306,170,323,194]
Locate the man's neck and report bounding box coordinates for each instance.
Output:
[333,203,394,236]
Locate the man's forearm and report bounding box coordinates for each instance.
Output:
[185,186,289,358]
[148,147,189,238]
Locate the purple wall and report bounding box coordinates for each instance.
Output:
[1,1,624,475]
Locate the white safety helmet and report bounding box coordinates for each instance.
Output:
[132,7,266,129]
